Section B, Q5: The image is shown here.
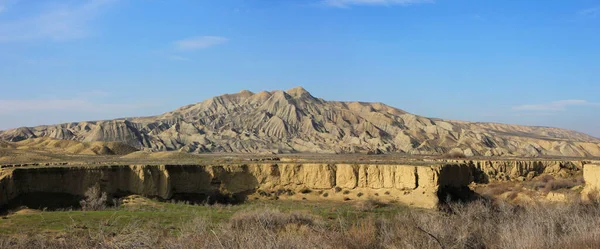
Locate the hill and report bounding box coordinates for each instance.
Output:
[1,87,599,157]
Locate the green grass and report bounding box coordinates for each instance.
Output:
[0,199,411,235]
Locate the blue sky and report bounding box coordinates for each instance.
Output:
[0,0,599,137]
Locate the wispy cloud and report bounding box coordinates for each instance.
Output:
[173,36,228,50]
[0,0,13,14]
[513,100,600,112]
[579,7,600,18]
[0,91,153,114]
[0,0,118,42]
[323,0,433,8]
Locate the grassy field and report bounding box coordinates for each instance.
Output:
[0,197,409,235]
[2,195,600,249]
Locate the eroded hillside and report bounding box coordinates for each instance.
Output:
[1,87,599,157]
[0,138,138,164]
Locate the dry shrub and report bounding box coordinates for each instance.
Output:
[79,185,107,211]
[480,182,518,197]
[354,198,385,212]
[446,151,467,159]
[339,218,379,249]
[6,199,600,249]
[229,209,319,231]
[587,189,600,203]
[300,188,312,194]
[544,178,579,192]
[531,176,585,193]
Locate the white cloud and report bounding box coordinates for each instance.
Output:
[580,7,600,18]
[0,0,118,42]
[173,36,228,50]
[513,100,600,111]
[323,0,433,8]
[0,92,153,114]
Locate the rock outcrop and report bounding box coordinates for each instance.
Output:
[583,164,600,199]
[1,87,599,157]
[0,163,473,209]
[452,160,588,183]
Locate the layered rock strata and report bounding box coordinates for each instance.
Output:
[451,160,589,183]
[0,163,473,209]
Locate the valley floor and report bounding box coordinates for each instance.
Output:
[2,191,600,249]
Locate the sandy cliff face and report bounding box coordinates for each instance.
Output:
[450,160,587,183]
[583,164,600,198]
[0,163,473,209]
[1,87,599,157]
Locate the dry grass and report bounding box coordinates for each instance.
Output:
[229,209,320,231]
[479,182,522,197]
[530,175,585,193]
[354,198,386,212]
[3,200,600,248]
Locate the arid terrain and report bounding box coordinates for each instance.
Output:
[1,140,600,248]
[2,89,600,248]
[2,87,599,157]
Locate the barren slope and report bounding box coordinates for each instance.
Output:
[0,138,138,163]
[1,87,599,157]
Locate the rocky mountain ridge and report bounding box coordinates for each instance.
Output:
[1,87,599,157]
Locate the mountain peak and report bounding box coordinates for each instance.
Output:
[285,86,312,98]
[2,87,600,157]
[237,90,255,98]
[239,89,254,95]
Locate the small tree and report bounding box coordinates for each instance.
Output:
[80,184,108,211]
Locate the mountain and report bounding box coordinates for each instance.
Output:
[1,87,599,157]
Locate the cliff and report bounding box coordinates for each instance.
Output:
[0,163,473,209]
[583,164,600,199]
[450,160,588,183]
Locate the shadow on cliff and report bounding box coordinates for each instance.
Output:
[0,193,82,214]
[166,164,261,205]
[437,186,508,213]
[169,190,255,205]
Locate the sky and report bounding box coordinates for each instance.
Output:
[0,0,599,137]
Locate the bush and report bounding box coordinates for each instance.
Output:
[530,176,585,193]
[339,218,379,249]
[354,198,385,212]
[229,209,318,231]
[543,177,583,192]
[5,200,600,248]
[79,185,107,211]
[446,150,467,159]
[334,187,342,193]
[300,188,312,194]
[480,182,519,197]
